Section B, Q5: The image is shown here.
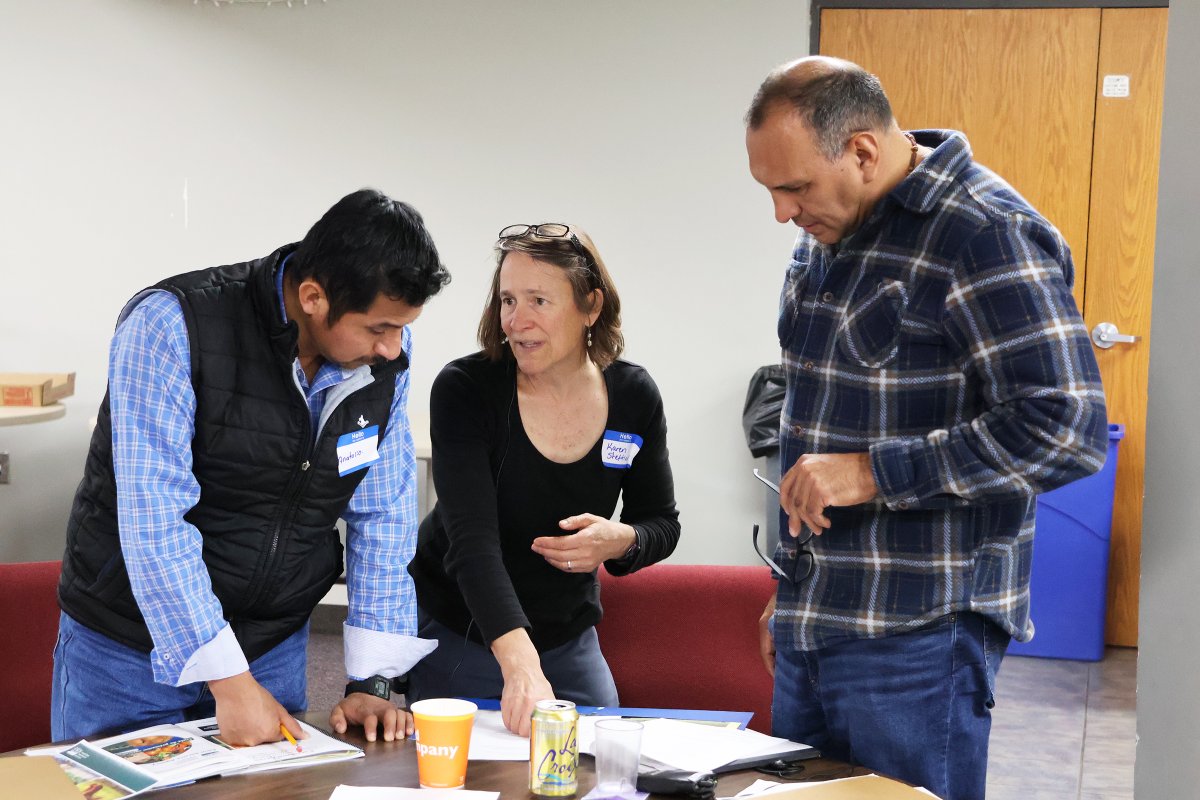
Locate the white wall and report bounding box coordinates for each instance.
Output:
[0,0,809,564]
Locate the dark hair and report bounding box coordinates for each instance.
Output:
[288,188,450,322]
[745,59,895,160]
[477,225,624,370]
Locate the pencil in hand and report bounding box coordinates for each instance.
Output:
[280,723,303,752]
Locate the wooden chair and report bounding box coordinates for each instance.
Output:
[0,560,62,751]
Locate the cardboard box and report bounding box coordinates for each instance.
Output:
[0,372,76,406]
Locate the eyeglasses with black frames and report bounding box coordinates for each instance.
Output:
[755,759,857,783]
[498,223,598,279]
[752,468,815,584]
[754,759,808,780]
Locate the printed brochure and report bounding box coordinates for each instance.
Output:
[33,717,362,797]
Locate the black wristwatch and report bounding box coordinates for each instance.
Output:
[345,674,408,700]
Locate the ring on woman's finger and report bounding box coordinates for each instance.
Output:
[567,560,572,571]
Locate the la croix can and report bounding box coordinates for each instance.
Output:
[530,699,579,796]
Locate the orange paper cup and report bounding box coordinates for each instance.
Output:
[410,698,477,789]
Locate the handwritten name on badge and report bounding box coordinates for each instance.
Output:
[336,425,380,476]
[600,429,643,469]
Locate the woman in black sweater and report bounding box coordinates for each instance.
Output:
[407,223,680,735]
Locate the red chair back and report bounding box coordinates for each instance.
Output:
[596,563,776,733]
[0,560,62,752]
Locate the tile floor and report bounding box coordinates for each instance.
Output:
[987,648,1137,800]
[305,629,1137,799]
[308,629,350,715]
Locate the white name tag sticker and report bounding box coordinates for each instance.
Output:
[337,425,380,476]
[600,429,643,469]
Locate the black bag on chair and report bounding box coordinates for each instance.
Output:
[742,365,786,458]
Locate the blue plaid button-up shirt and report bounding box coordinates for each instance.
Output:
[774,130,1108,653]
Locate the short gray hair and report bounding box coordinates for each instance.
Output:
[745,60,895,161]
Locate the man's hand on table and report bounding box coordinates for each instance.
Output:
[331,693,414,742]
[209,670,308,747]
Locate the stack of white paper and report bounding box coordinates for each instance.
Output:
[460,709,811,773]
[466,710,530,761]
[578,716,806,773]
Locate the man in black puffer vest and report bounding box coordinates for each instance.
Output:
[54,189,450,747]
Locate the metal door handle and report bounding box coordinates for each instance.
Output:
[1091,322,1139,349]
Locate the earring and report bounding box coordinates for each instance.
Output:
[586,327,593,348]
[501,335,509,344]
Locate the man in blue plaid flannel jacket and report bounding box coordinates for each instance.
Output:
[744,56,1107,800]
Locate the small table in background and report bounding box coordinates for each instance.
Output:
[0,404,65,427]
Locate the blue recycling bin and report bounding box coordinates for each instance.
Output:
[1008,423,1124,661]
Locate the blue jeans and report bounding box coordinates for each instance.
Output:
[51,611,309,741]
[407,610,619,707]
[772,612,1008,800]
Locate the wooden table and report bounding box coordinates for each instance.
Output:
[2,713,868,799]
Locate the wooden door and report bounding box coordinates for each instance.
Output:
[820,8,1100,304]
[1081,8,1167,646]
[820,6,1167,646]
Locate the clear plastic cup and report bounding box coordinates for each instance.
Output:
[593,719,643,797]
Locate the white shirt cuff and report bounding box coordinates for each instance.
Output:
[343,624,438,681]
[175,624,250,686]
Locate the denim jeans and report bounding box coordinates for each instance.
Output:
[772,612,1008,800]
[407,609,619,707]
[51,611,309,741]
